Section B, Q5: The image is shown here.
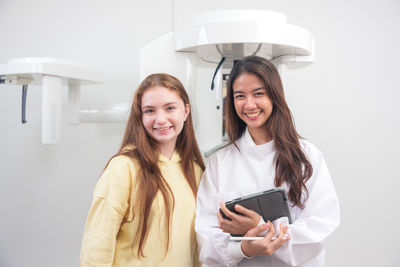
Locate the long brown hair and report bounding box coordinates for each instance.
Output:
[225,56,312,208]
[108,73,205,257]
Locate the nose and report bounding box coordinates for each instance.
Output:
[244,96,257,110]
[155,110,167,125]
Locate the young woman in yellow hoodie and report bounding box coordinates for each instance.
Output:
[80,73,205,266]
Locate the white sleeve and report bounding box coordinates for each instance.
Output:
[273,149,340,266]
[195,156,244,267]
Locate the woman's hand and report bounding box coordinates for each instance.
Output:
[241,221,290,257]
[217,201,261,235]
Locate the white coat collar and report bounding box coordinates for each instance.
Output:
[240,127,275,156]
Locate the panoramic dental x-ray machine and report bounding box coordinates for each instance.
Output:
[0,9,314,155]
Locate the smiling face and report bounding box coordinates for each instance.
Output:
[233,72,273,143]
[141,86,189,153]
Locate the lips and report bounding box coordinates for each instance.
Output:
[154,126,173,133]
[244,111,262,120]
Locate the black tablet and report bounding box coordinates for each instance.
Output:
[219,187,292,237]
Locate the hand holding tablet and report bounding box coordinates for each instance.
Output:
[219,187,292,237]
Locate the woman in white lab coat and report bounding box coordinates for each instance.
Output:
[195,56,340,267]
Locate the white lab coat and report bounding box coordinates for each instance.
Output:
[195,129,340,267]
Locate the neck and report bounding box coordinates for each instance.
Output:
[158,141,177,160]
[248,126,271,145]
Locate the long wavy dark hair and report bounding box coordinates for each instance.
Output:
[225,56,312,208]
[106,73,205,257]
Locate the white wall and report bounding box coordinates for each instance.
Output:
[1,0,399,266]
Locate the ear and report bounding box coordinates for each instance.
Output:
[184,103,190,121]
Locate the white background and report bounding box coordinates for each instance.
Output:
[1,0,399,266]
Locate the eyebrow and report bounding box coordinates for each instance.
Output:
[142,101,178,109]
[233,87,265,94]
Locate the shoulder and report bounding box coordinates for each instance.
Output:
[299,139,325,165]
[95,155,139,197]
[106,154,138,173]
[299,139,320,154]
[90,155,139,216]
[209,141,241,162]
[203,142,241,178]
[102,155,140,184]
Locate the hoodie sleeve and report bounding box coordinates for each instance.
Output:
[80,156,134,267]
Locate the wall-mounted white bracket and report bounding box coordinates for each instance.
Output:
[0,57,103,144]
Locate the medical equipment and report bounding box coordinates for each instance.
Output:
[140,10,315,155]
[0,9,314,152]
[0,58,103,144]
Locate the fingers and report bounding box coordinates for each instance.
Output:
[217,210,228,230]
[242,222,290,257]
[218,201,262,235]
[217,208,235,233]
[219,201,232,219]
[270,224,290,250]
[219,201,241,221]
[246,222,270,237]
[278,224,290,242]
[234,204,258,218]
[278,224,289,240]
[217,210,224,227]
[263,221,275,240]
